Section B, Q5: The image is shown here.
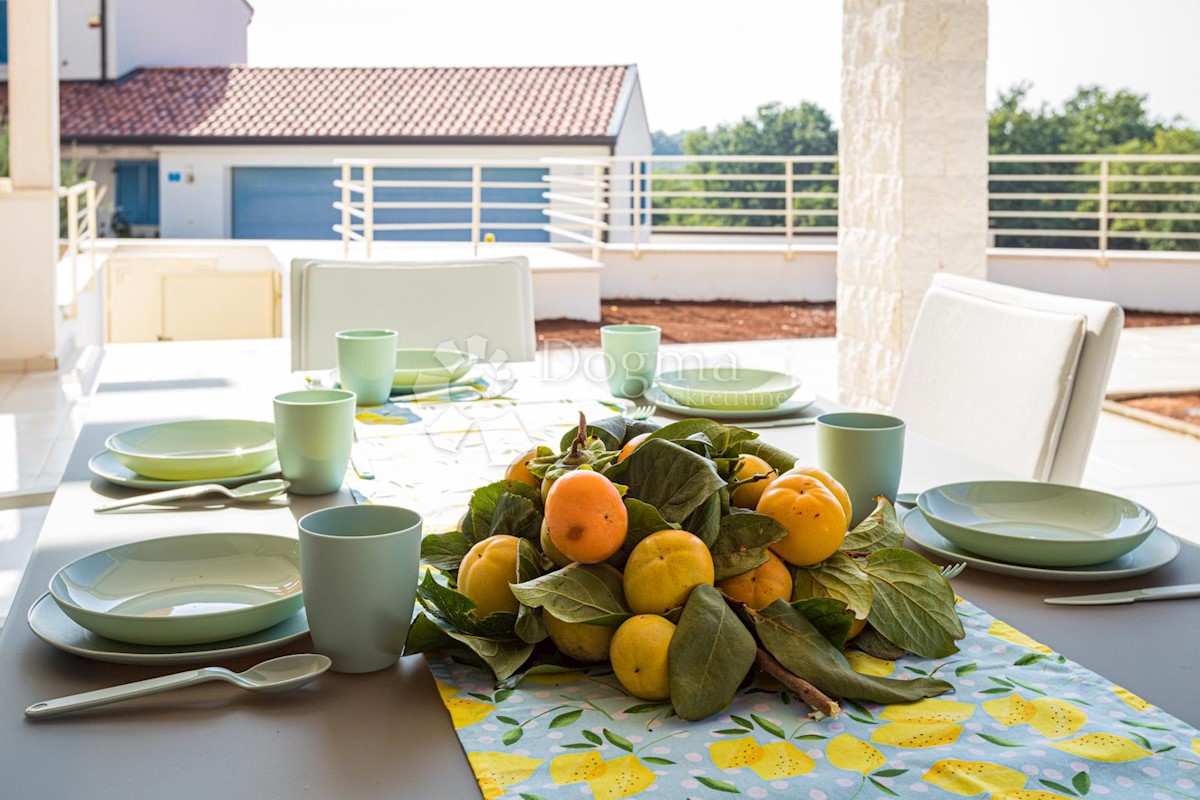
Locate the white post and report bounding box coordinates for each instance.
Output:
[591,164,604,263]
[340,162,350,258]
[784,160,795,260]
[85,181,97,288]
[631,159,643,258]
[0,0,61,371]
[363,164,374,260]
[838,0,990,409]
[64,191,79,320]
[470,164,482,256]
[1098,157,1110,262]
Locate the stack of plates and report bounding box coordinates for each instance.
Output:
[904,480,1177,580]
[321,347,481,397]
[90,419,281,489]
[645,368,817,421]
[30,533,309,664]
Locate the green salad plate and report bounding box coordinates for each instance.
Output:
[655,368,801,411]
[28,594,309,666]
[105,419,277,481]
[49,533,303,646]
[392,348,479,391]
[917,480,1158,567]
[88,451,281,490]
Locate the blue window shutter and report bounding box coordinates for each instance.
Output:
[1,1,9,65]
[115,161,160,226]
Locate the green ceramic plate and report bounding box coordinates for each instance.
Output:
[903,509,1179,581]
[88,451,281,490]
[392,348,479,391]
[917,481,1157,567]
[105,419,277,481]
[28,594,309,666]
[655,368,801,411]
[642,386,817,421]
[49,533,303,646]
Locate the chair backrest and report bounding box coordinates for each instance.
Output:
[290,257,537,370]
[892,275,1102,482]
[916,274,1124,484]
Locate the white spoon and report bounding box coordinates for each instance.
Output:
[94,479,291,512]
[25,653,331,719]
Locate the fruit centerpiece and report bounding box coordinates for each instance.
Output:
[408,414,965,722]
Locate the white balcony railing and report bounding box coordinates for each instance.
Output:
[58,179,99,321]
[332,154,1200,259]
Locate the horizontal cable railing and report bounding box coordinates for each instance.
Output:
[333,154,1200,258]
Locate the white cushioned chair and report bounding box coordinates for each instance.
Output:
[290,256,536,371]
[892,274,1122,483]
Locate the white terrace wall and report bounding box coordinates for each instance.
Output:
[595,245,1200,313]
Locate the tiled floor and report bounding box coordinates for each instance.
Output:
[0,327,1196,623]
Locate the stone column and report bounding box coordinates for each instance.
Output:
[0,0,61,371]
[838,0,989,409]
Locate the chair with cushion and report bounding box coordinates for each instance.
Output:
[892,274,1122,483]
[290,256,536,371]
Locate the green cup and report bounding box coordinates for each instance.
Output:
[298,505,423,674]
[601,324,661,398]
[336,329,398,406]
[815,412,906,528]
[273,389,355,495]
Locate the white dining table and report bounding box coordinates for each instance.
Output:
[1,338,1196,800]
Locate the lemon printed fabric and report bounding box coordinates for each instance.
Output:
[427,598,1200,800]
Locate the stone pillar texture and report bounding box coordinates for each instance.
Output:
[838,0,989,409]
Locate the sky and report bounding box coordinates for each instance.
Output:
[247,0,1199,134]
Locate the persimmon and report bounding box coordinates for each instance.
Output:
[622,530,715,615]
[785,465,852,523]
[757,473,847,566]
[716,551,793,610]
[617,432,651,464]
[544,470,628,564]
[609,614,676,700]
[504,448,540,488]
[543,611,615,662]
[729,454,778,509]
[457,535,521,617]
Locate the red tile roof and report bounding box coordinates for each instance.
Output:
[0,65,634,143]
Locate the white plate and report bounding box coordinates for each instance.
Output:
[28,593,309,666]
[88,451,282,490]
[643,385,818,421]
[903,508,1181,581]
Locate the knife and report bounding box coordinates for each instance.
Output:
[1044,584,1200,605]
[746,416,819,430]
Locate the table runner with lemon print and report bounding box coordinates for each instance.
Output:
[426,597,1199,800]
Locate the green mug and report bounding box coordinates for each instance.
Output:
[298,504,423,673]
[601,324,661,398]
[815,412,906,528]
[273,389,355,495]
[336,329,398,406]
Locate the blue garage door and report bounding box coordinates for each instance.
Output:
[230,166,550,242]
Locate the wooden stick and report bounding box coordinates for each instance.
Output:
[754,649,841,719]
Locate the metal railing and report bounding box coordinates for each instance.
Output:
[58,179,99,320]
[333,154,1200,258]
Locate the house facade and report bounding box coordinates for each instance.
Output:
[0,0,651,241]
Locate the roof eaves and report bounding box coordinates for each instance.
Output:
[607,65,639,142]
[61,133,620,147]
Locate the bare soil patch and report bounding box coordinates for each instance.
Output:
[1117,393,1200,426]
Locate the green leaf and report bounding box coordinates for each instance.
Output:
[490,492,543,540]
[696,776,741,793]
[623,496,679,552]
[467,480,543,543]
[519,794,549,800]
[1007,678,1046,696]
[1129,732,1152,750]
[495,663,585,690]
[1039,779,1077,796]
[794,551,874,621]
[549,710,583,729]
[401,612,456,656]
[647,419,758,455]
[559,414,628,451]
[510,563,631,626]
[790,597,855,650]
[841,497,905,553]
[731,439,797,475]
[1073,771,1091,795]
[1120,718,1172,731]
[494,689,514,702]
[751,713,786,739]
[750,600,953,704]
[683,490,724,547]
[710,512,789,580]
[861,548,965,658]
[496,715,520,725]
[623,703,667,714]
[440,625,535,682]
[502,727,524,746]
[416,571,517,637]
[643,757,675,765]
[604,438,726,523]
[870,777,900,797]
[874,768,909,778]
[979,687,1013,695]
[1014,653,1047,666]
[515,539,549,644]
[713,728,749,735]
[955,663,978,677]
[581,729,603,745]
[852,625,905,661]
[668,584,758,722]
[730,714,753,729]
[793,734,828,741]
[978,733,1023,747]
[560,743,597,750]
[419,530,472,573]
[603,728,634,752]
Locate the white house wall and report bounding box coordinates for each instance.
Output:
[609,78,653,245]
[157,143,613,239]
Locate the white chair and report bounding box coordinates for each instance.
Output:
[893,274,1123,483]
[290,257,537,371]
